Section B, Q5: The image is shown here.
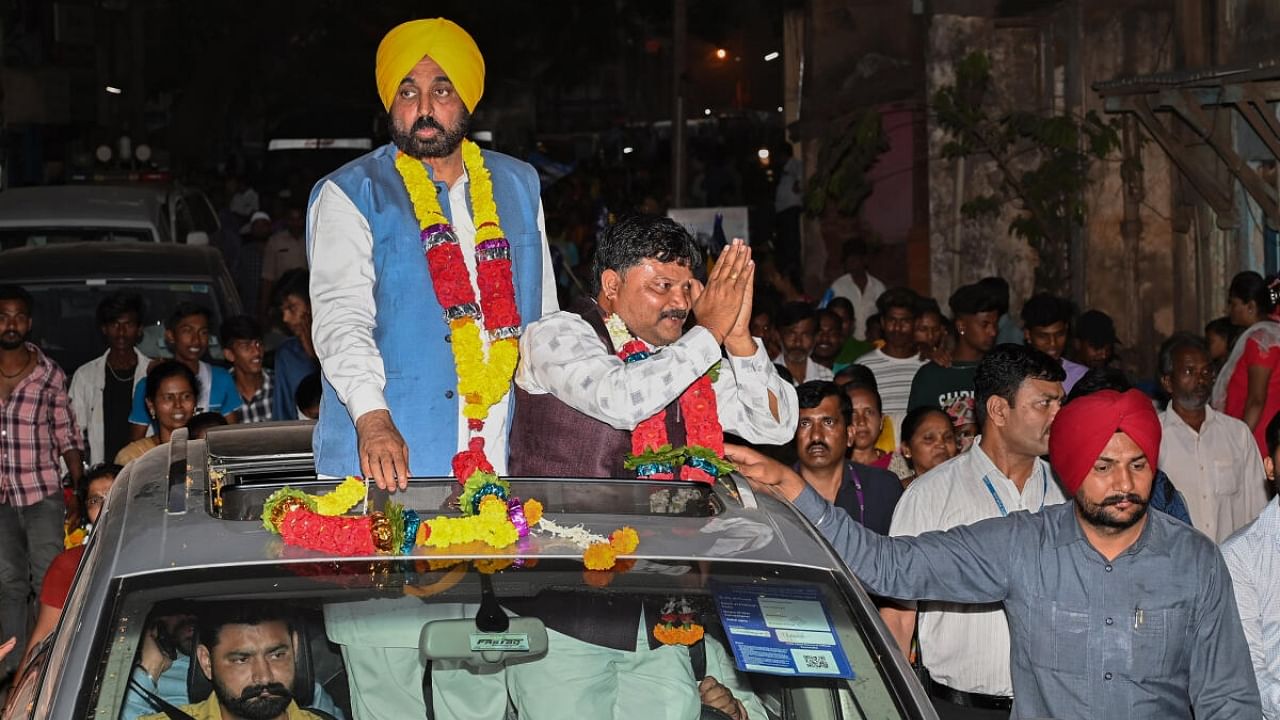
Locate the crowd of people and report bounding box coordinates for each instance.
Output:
[6,12,1280,720]
[0,271,324,684]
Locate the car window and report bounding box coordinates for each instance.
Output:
[21,280,227,373]
[0,228,153,250]
[89,559,911,720]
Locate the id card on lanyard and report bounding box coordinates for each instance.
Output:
[981,465,1048,517]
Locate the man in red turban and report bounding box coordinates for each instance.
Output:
[727,385,1261,719]
[1049,388,1162,542]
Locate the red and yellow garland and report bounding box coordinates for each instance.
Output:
[607,315,734,483]
[394,139,521,482]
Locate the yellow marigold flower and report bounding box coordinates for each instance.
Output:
[314,477,365,516]
[478,495,506,516]
[523,499,543,525]
[609,527,639,554]
[583,542,617,571]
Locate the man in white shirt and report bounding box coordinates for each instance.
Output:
[307,18,557,489]
[69,292,151,466]
[509,214,787,718]
[880,344,1067,719]
[512,214,796,475]
[771,302,835,386]
[855,287,926,444]
[822,238,885,341]
[1158,333,1267,542]
[1222,421,1280,718]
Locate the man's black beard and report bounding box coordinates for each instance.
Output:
[389,109,471,159]
[213,678,293,720]
[1077,492,1148,531]
[0,332,25,351]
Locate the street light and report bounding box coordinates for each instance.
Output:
[105,86,123,95]
[764,51,780,62]
[622,146,634,155]
[714,48,727,60]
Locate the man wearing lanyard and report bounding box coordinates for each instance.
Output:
[880,344,1067,719]
[793,380,903,535]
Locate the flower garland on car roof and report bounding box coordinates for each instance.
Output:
[394,139,520,487]
[606,314,735,483]
[260,477,638,571]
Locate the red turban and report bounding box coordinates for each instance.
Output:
[1048,389,1161,496]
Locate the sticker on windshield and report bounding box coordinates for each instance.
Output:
[712,583,855,679]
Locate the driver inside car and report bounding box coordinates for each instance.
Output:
[124,602,344,720]
[137,603,330,720]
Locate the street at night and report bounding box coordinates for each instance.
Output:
[1,2,1279,719]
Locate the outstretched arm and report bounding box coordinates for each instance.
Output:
[726,444,1014,604]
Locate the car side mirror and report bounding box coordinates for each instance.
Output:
[185,231,209,246]
[419,616,548,666]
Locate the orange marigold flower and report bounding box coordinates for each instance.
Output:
[582,541,617,570]
[523,498,543,525]
[609,526,639,554]
[653,623,705,646]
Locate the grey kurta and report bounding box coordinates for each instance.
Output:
[792,485,1260,719]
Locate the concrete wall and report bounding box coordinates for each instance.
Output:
[925,15,1043,319]
[1077,4,1177,376]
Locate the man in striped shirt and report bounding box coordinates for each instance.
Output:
[0,284,84,675]
[855,287,926,445]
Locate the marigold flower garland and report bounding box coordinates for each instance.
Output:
[605,314,735,483]
[394,139,521,482]
[261,478,637,570]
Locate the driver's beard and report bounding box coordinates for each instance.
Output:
[212,677,293,720]
[0,332,24,351]
[389,108,471,160]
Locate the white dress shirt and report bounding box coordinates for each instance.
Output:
[516,312,797,445]
[770,354,835,386]
[824,272,886,340]
[1222,497,1280,718]
[888,438,1066,696]
[308,167,558,474]
[1159,405,1268,542]
[68,347,151,465]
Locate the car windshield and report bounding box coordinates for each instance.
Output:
[22,280,226,372]
[0,227,155,250]
[89,557,912,720]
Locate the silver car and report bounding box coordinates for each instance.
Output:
[5,422,935,720]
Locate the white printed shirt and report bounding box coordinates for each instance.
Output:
[515,312,797,444]
[1222,497,1280,718]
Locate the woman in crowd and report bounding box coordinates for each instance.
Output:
[20,464,120,670]
[892,405,958,488]
[1213,271,1280,456]
[115,361,198,465]
[844,377,893,470]
[1205,315,1241,373]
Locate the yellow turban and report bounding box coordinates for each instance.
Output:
[375,18,485,113]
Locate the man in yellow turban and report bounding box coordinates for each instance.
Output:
[310,17,560,720]
[306,17,558,488]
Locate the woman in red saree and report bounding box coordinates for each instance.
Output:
[1212,271,1280,456]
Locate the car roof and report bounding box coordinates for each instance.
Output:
[0,241,224,282]
[0,185,165,227]
[96,423,847,578]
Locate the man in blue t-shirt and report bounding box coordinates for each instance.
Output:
[127,302,240,440]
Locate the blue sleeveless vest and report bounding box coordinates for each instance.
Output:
[309,143,544,477]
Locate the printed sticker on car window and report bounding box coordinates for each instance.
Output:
[712,582,855,679]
